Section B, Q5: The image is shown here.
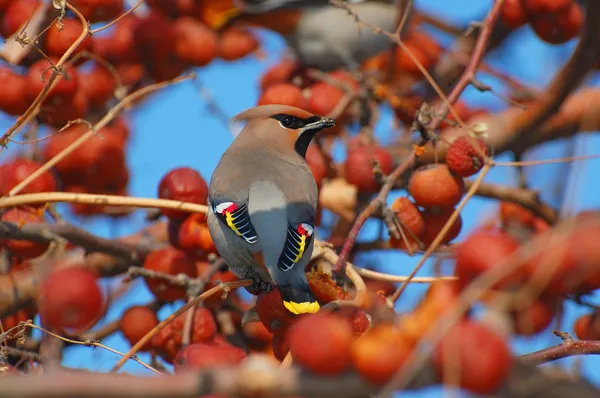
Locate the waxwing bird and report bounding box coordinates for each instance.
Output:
[207,104,335,315]
[218,0,410,71]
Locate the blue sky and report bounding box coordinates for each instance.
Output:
[3,0,600,395]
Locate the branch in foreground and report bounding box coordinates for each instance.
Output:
[0,359,598,398]
[519,330,600,366]
[0,192,208,214]
[0,221,168,318]
[0,221,151,263]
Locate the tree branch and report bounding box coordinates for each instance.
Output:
[520,330,600,366]
[0,221,152,263]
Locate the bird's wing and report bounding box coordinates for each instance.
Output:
[211,200,259,245]
[277,220,315,272]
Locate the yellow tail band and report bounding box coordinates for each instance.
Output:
[283,300,320,315]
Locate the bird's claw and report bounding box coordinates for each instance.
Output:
[244,268,273,294]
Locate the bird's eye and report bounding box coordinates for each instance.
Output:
[280,116,296,129]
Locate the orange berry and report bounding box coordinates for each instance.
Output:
[351,324,413,385]
[288,313,353,376]
[408,164,465,209]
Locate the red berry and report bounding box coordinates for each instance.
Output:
[133,11,174,62]
[351,324,413,385]
[454,228,522,291]
[433,320,512,395]
[151,307,217,362]
[288,313,353,376]
[408,164,465,209]
[260,60,297,91]
[218,28,259,61]
[2,0,41,38]
[524,0,571,14]
[510,299,556,336]
[445,136,488,177]
[142,247,198,302]
[69,0,125,23]
[0,208,50,259]
[574,314,600,341]
[78,64,117,108]
[501,0,530,28]
[255,287,295,336]
[44,18,93,58]
[344,143,394,193]
[158,167,209,220]
[173,340,246,372]
[257,83,307,109]
[27,58,79,102]
[0,67,30,116]
[0,158,57,197]
[422,207,463,246]
[119,306,159,351]
[388,197,425,250]
[499,202,535,227]
[39,266,104,331]
[308,83,344,116]
[172,17,219,67]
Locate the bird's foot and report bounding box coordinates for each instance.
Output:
[244,268,274,294]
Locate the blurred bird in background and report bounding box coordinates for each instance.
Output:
[210,0,411,72]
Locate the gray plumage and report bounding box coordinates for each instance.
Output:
[208,142,317,286]
[236,0,409,71]
[207,105,332,313]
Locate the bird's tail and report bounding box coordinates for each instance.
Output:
[279,282,320,315]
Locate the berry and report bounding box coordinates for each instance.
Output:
[158,167,209,220]
[344,143,394,193]
[0,67,29,116]
[0,158,57,197]
[142,247,198,302]
[78,64,117,108]
[288,313,353,376]
[408,164,465,209]
[388,197,425,250]
[119,306,159,351]
[501,0,530,28]
[257,83,307,109]
[173,340,246,372]
[152,307,217,362]
[260,60,297,91]
[433,320,512,395]
[38,266,104,331]
[454,228,522,291]
[27,58,79,102]
[574,314,600,341]
[255,287,295,336]
[218,28,259,61]
[445,136,488,177]
[172,17,219,67]
[0,208,50,259]
[524,0,571,14]
[308,83,344,117]
[510,299,556,336]
[422,207,463,246]
[44,18,93,58]
[351,324,413,385]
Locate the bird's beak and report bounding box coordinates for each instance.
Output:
[301,117,336,133]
